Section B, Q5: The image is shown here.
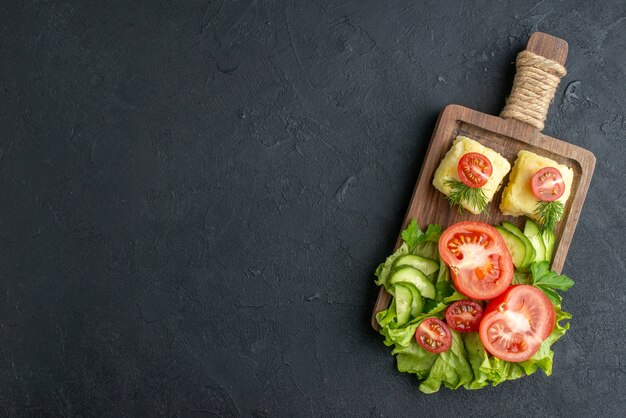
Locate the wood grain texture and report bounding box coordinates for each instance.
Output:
[371,33,595,331]
[526,32,569,65]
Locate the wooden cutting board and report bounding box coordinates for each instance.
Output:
[371,32,596,331]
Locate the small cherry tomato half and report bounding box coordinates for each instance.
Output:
[458,153,493,188]
[531,167,565,202]
[479,285,555,362]
[445,300,483,332]
[438,221,514,300]
[415,318,452,354]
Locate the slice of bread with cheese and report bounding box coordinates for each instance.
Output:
[433,136,511,214]
[500,150,573,219]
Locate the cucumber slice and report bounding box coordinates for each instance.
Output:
[523,218,541,237]
[400,283,424,317]
[394,285,412,325]
[501,221,536,267]
[523,220,546,262]
[542,230,556,263]
[495,226,526,268]
[388,266,436,299]
[394,255,439,276]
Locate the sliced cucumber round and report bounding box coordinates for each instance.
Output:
[394,285,412,325]
[495,226,526,269]
[388,266,436,299]
[394,254,439,276]
[542,229,556,263]
[409,287,423,317]
[523,220,546,262]
[501,221,536,267]
[400,283,424,317]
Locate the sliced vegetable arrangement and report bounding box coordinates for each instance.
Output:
[375,219,573,393]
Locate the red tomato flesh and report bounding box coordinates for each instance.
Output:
[415,318,452,354]
[439,222,514,300]
[479,285,555,362]
[531,167,565,202]
[445,301,483,332]
[458,153,493,188]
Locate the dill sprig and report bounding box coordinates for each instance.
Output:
[534,200,564,232]
[445,179,488,214]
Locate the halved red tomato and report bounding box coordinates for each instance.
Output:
[439,222,514,300]
[531,167,565,202]
[415,318,452,354]
[479,285,555,362]
[458,153,493,188]
[445,300,483,332]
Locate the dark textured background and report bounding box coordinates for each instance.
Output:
[1,0,625,416]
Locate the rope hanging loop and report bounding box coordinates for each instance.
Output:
[500,50,567,131]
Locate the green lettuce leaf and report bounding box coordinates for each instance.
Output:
[376,300,397,329]
[434,258,454,301]
[463,332,525,388]
[419,331,473,393]
[462,332,490,389]
[392,340,437,379]
[374,242,409,287]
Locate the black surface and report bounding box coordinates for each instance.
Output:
[1,1,625,416]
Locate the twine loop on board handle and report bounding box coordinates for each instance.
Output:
[500,50,567,131]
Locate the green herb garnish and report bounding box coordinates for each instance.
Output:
[534,200,564,232]
[445,179,488,214]
[401,220,441,251]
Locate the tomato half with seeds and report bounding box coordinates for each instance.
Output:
[439,221,513,300]
[458,153,493,188]
[531,167,565,202]
[415,318,452,354]
[479,285,555,362]
[445,300,483,332]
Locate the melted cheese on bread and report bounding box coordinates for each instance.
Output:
[500,150,573,219]
[432,136,511,214]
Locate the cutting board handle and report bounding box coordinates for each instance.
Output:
[500,32,568,131]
